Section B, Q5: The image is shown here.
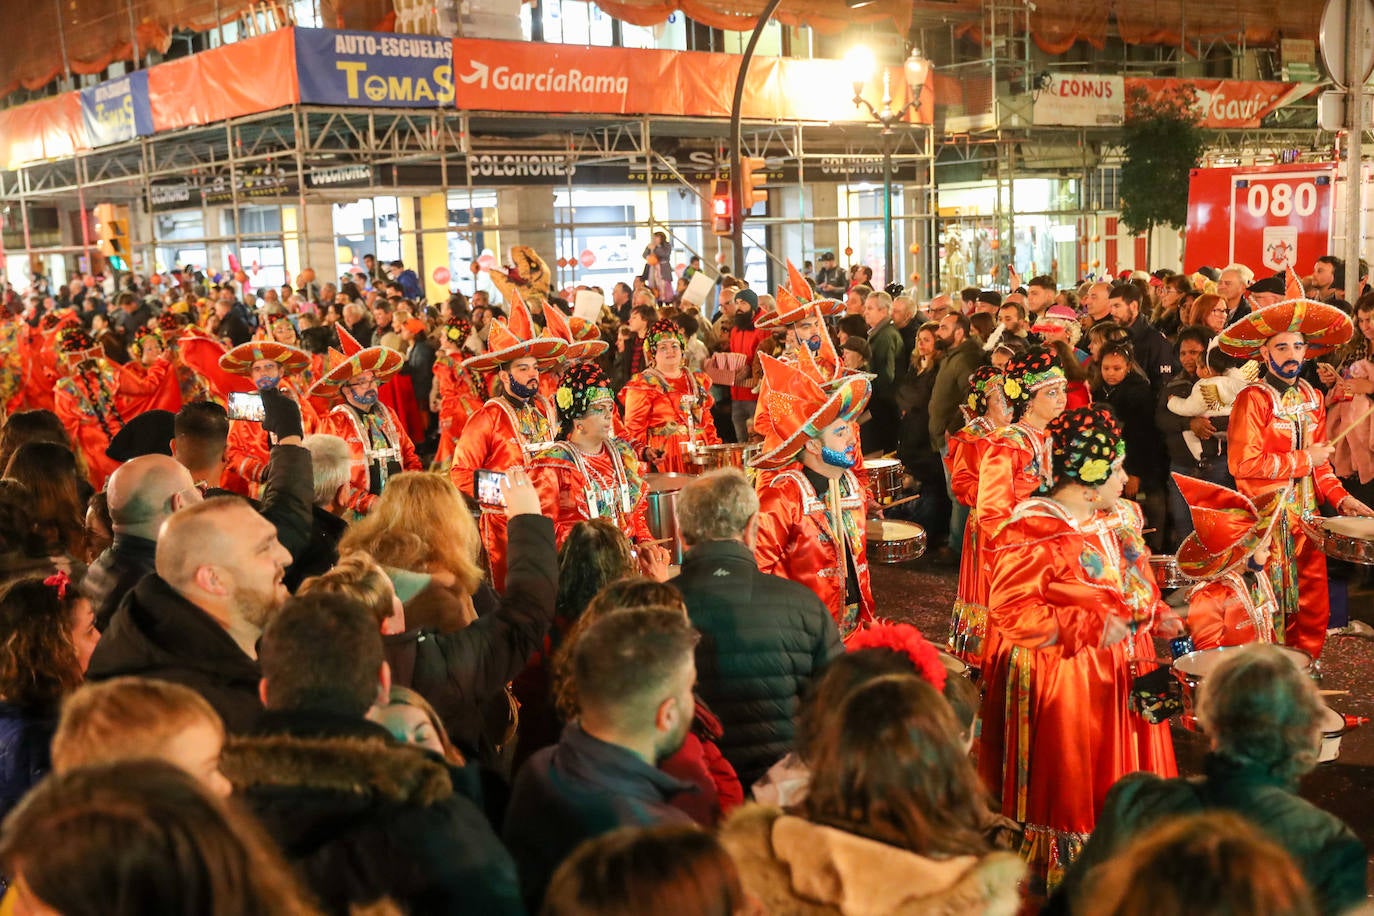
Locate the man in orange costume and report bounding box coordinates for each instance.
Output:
[431,316,487,470]
[449,294,566,592]
[1218,279,1374,659]
[1172,473,1285,649]
[218,339,319,496]
[310,327,421,515]
[52,326,173,489]
[750,354,875,638]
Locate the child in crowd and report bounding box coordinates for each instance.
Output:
[1166,344,1257,464]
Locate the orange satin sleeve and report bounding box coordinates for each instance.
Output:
[449,404,498,497]
[752,479,798,578]
[976,437,1021,544]
[986,535,1114,656]
[1308,398,1351,507]
[225,418,269,483]
[1184,580,1233,651]
[621,384,658,451]
[949,431,985,508]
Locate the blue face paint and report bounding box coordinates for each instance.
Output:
[806,336,823,353]
[254,374,281,392]
[348,388,379,408]
[508,376,541,399]
[821,443,856,469]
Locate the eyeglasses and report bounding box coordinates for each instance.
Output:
[348,375,379,391]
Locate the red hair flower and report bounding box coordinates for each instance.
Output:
[847,623,948,692]
[42,571,70,599]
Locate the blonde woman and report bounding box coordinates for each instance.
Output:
[338,471,486,632]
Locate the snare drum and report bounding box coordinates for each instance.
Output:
[1307,515,1374,565]
[645,473,694,564]
[935,647,971,680]
[1171,644,1311,714]
[1148,554,1195,589]
[864,458,904,504]
[690,443,756,474]
[865,519,927,564]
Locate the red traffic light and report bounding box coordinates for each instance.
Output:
[710,178,733,236]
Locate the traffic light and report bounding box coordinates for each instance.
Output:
[93,203,132,266]
[710,179,733,236]
[741,157,769,211]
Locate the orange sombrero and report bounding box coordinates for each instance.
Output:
[756,261,846,328]
[307,327,404,400]
[1173,473,1290,579]
[749,353,871,470]
[1217,269,1353,359]
[462,291,567,372]
[541,299,607,364]
[218,340,311,376]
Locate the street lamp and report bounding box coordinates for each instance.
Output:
[848,45,931,289]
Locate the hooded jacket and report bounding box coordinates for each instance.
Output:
[223,711,523,916]
[721,805,1026,916]
[85,573,263,733]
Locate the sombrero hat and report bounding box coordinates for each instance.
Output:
[1217,269,1353,359]
[307,327,404,400]
[540,300,607,364]
[1174,473,1290,579]
[749,353,871,470]
[218,340,311,376]
[462,291,566,372]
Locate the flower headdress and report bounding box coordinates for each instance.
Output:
[1047,404,1124,486]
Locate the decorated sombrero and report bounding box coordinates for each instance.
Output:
[307,326,404,399]
[461,291,566,372]
[749,353,871,470]
[1174,474,1289,579]
[1217,269,1353,359]
[219,340,311,376]
[756,263,846,328]
[541,300,608,364]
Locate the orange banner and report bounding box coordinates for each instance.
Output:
[147,29,299,131]
[0,94,87,171]
[450,39,931,124]
[1124,78,1316,130]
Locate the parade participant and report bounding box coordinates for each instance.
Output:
[536,299,610,403]
[1172,473,1286,649]
[122,327,183,413]
[23,310,81,412]
[218,339,320,496]
[0,301,23,414]
[530,362,651,545]
[154,312,219,406]
[1218,275,1374,659]
[622,318,719,473]
[52,327,172,489]
[976,347,1068,548]
[756,263,846,374]
[751,354,874,637]
[945,365,1010,665]
[431,316,486,469]
[310,327,421,515]
[979,405,1179,897]
[450,297,566,591]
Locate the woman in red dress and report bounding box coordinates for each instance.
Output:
[945,365,1010,665]
[978,405,1180,898]
[621,318,719,473]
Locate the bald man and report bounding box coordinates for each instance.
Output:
[83,454,202,630]
[86,496,293,732]
[1082,282,1113,329]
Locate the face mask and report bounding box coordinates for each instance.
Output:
[508,376,540,399]
[349,388,379,407]
[821,443,856,469]
[254,374,281,392]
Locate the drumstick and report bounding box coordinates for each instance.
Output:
[1327,401,1374,447]
[1318,689,1351,697]
[880,493,923,511]
[640,537,675,548]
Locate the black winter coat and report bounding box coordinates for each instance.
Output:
[1094,372,1168,489]
[86,574,263,733]
[224,710,524,916]
[671,540,843,786]
[384,514,557,763]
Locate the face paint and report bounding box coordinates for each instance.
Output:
[349,388,379,407]
[508,376,541,399]
[806,335,823,353]
[821,443,857,469]
[1266,355,1303,380]
[254,373,281,392]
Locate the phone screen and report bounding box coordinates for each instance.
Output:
[227,390,265,423]
[475,469,507,507]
